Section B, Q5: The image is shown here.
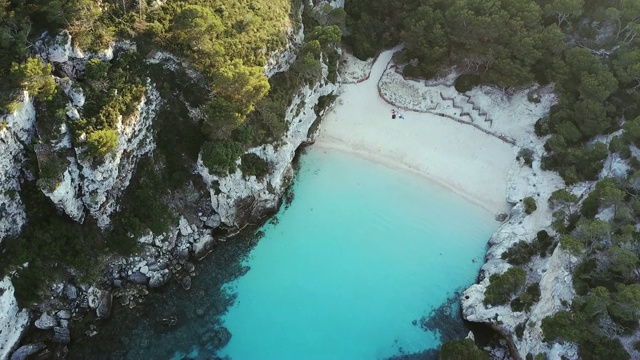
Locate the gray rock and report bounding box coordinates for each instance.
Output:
[178,247,190,260]
[56,310,71,320]
[34,312,57,330]
[184,262,195,273]
[128,271,149,285]
[204,214,221,228]
[113,279,123,288]
[149,272,168,288]
[96,291,113,319]
[10,342,46,360]
[52,327,71,344]
[181,276,192,291]
[59,320,69,329]
[139,265,149,275]
[495,212,508,222]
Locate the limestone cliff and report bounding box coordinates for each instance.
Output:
[0,277,30,360]
[461,154,576,359]
[0,93,36,243]
[34,33,160,228]
[198,73,337,228]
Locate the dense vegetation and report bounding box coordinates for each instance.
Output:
[345,0,640,358]
[0,0,345,306]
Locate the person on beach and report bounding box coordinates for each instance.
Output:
[398,114,404,120]
[391,109,396,119]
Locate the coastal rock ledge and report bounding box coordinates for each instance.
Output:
[461,156,578,359]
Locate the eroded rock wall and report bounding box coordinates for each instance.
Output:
[0,92,36,243]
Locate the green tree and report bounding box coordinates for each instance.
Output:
[168,5,224,66]
[484,267,527,306]
[560,234,584,256]
[439,339,490,360]
[86,129,118,158]
[607,246,638,276]
[549,189,578,214]
[544,0,585,25]
[609,284,640,323]
[10,57,57,101]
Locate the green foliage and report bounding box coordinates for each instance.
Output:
[517,148,534,167]
[484,267,527,306]
[560,234,584,256]
[511,283,541,312]
[201,140,243,176]
[10,57,57,101]
[240,153,269,179]
[502,241,536,265]
[86,129,118,159]
[524,197,537,214]
[439,339,490,360]
[454,74,483,93]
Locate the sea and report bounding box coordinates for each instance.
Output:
[70,146,498,360]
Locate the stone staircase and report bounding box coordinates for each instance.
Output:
[439,92,493,127]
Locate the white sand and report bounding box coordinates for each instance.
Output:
[315,48,535,215]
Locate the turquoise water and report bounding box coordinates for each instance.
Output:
[217,147,496,359]
[69,146,497,359]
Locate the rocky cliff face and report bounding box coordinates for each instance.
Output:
[198,73,338,228]
[34,32,160,228]
[74,81,160,228]
[0,277,30,360]
[461,155,578,359]
[0,92,36,243]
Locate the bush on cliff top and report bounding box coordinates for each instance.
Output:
[484,267,526,306]
[439,339,490,360]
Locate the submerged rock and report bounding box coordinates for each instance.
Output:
[181,276,192,291]
[128,271,149,285]
[96,291,113,319]
[52,327,71,344]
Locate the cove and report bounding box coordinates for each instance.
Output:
[217,146,497,359]
[68,146,499,359]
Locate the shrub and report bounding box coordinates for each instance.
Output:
[86,129,118,158]
[518,148,534,167]
[524,197,537,214]
[515,322,526,339]
[201,140,243,176]
[511,283,541,312]
[484,267,527,306]
[535,230,554,257]
[240,153,269,179]
[502,240,535,265]
[439,339,490,360]
[534,117,550,137]
[454,73,482,93]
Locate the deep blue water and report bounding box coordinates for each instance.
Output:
[70,147,497,359]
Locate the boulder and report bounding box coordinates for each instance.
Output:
[495,212,508,222]
[65,284,77,300]
[34,313,57,330]
[56,310,71,320]
[128,271,149,285]
[204,214,221,228]
[52,327,71,344]
[10,342,46,360]
[96,291,113,319]
[181,276,192,291]
[184,262,195,273]
[148,271,169,288]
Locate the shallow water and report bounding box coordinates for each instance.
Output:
[218,147,496,360]
[70,147,498,359]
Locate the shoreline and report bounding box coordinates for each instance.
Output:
[311,141,509,217]
[316,48,517,217]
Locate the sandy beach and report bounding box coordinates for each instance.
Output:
[314,48,540,215]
